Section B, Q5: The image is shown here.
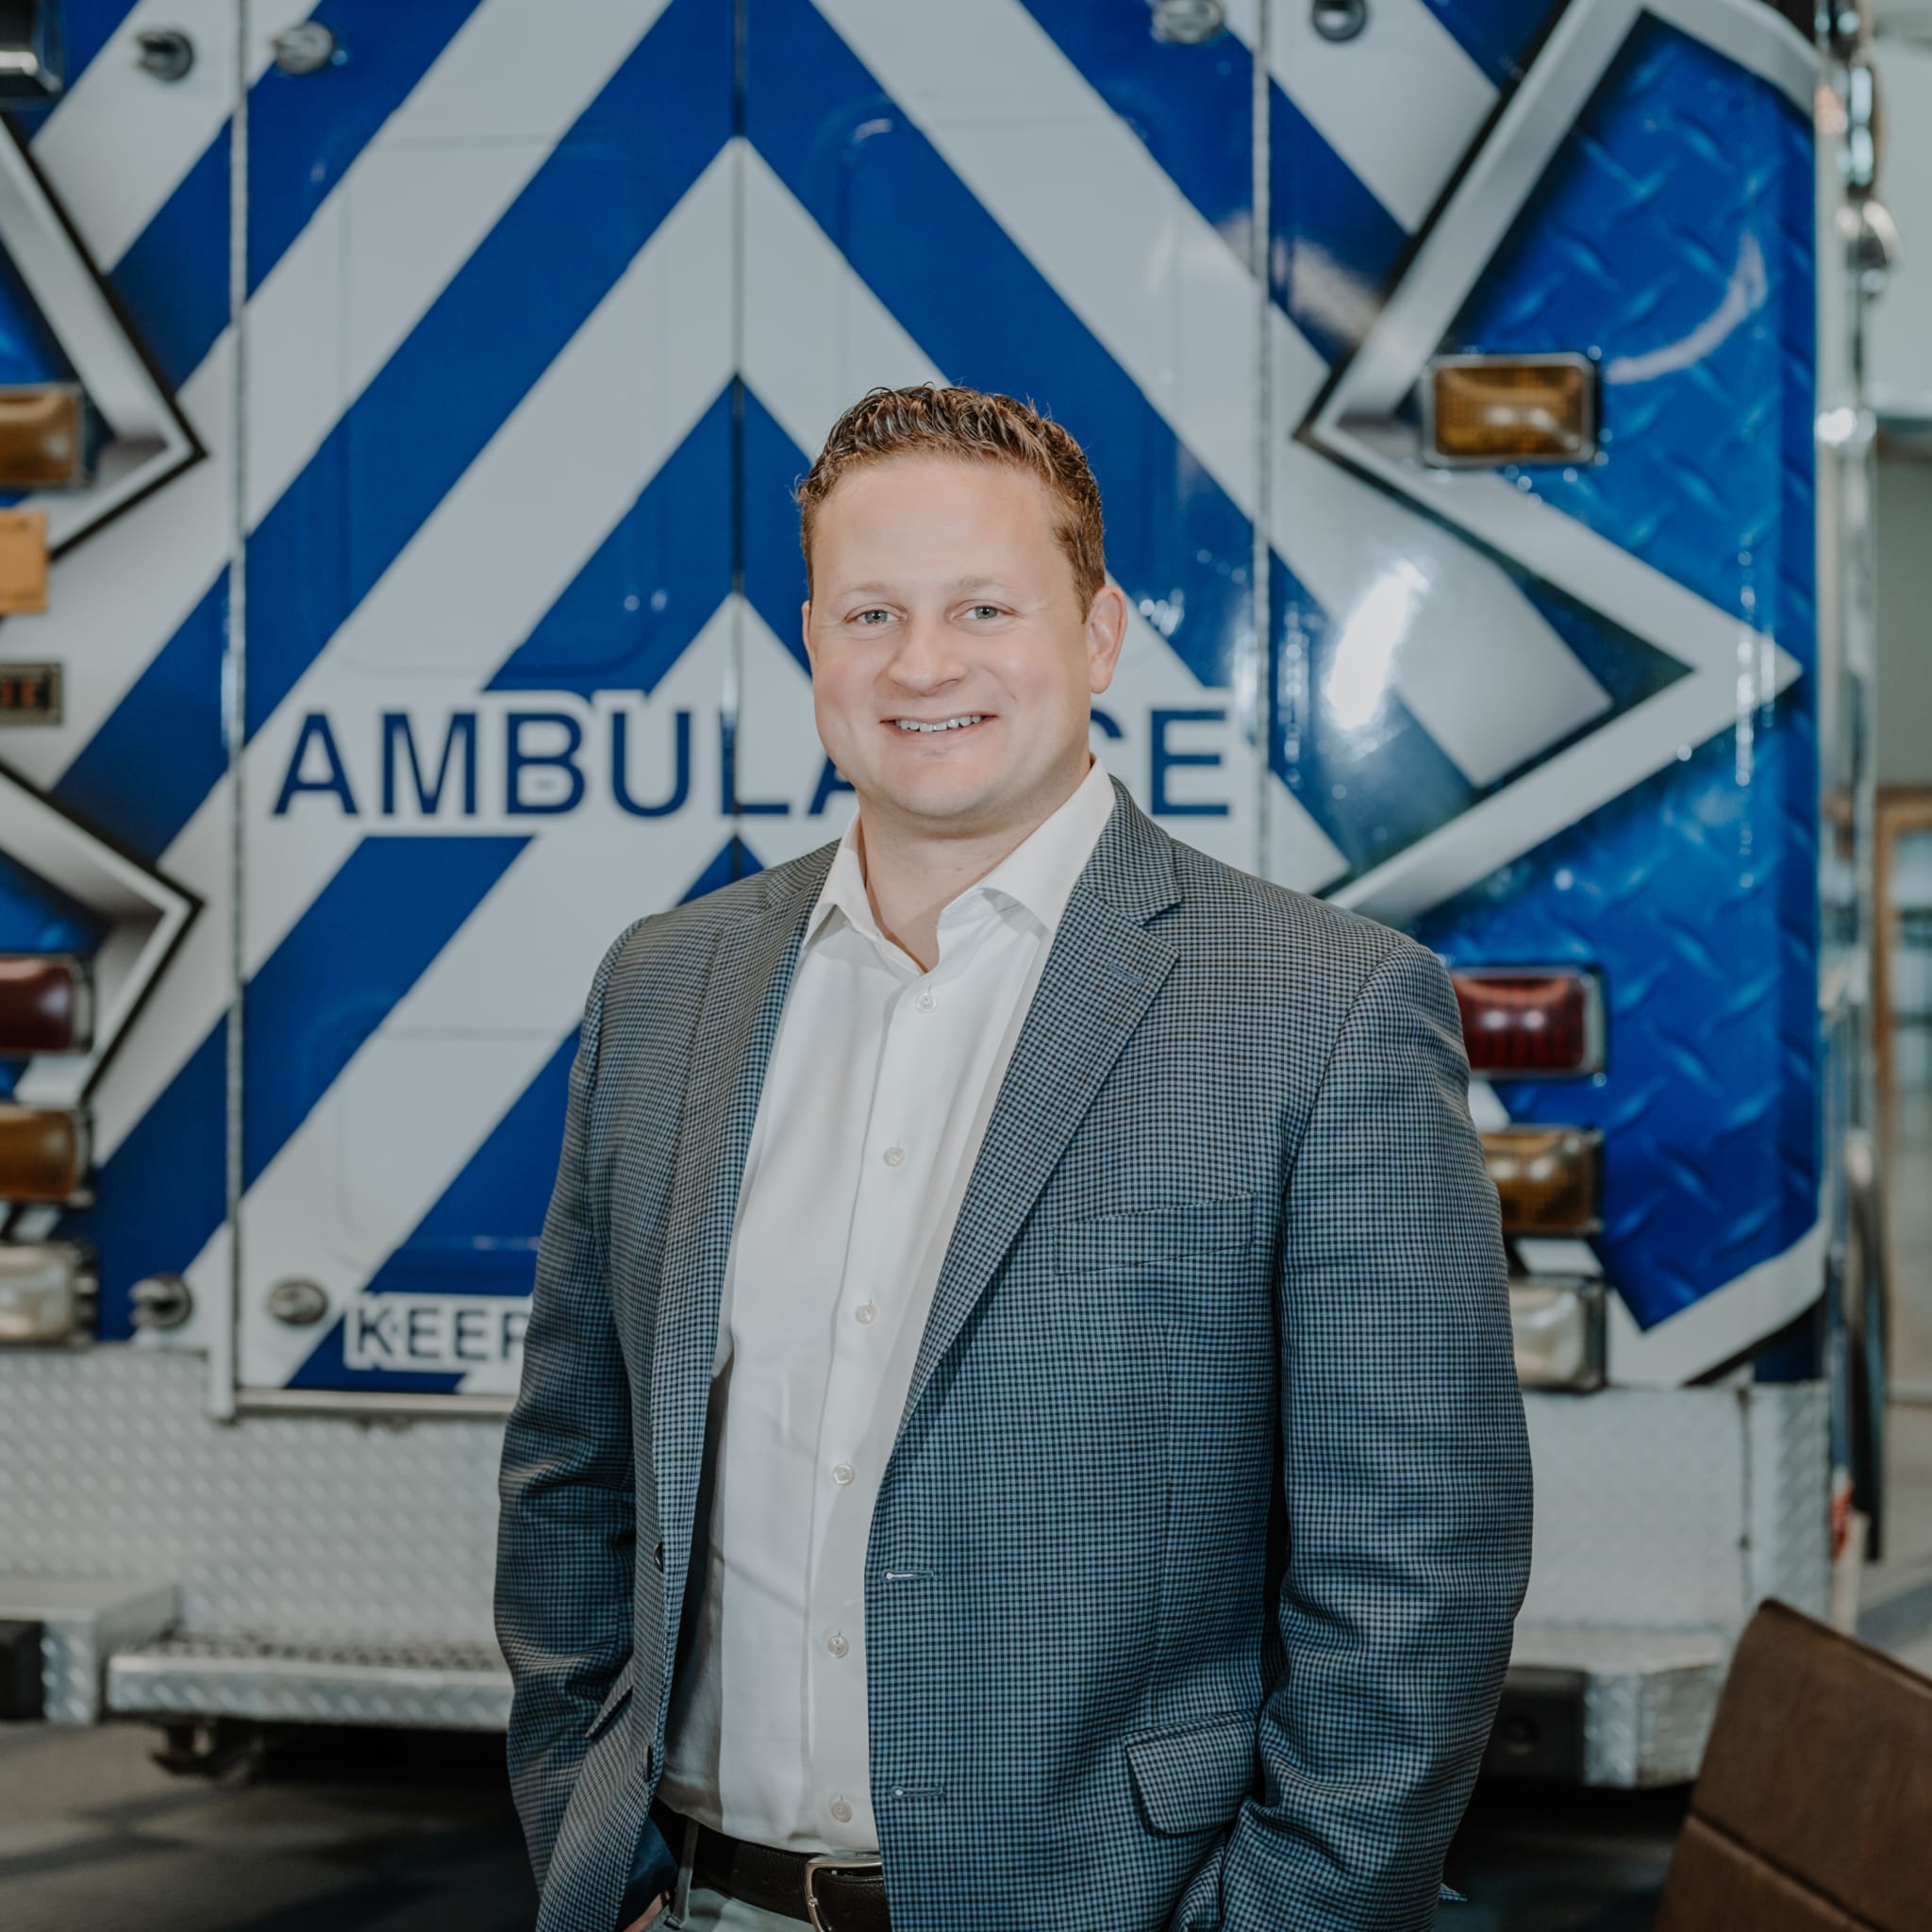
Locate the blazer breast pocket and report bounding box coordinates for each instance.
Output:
[1054,1196,1258,1276]
[1124,1710,1256,1838]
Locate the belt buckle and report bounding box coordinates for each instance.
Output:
[802,1850,885,1932]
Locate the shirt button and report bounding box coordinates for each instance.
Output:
[825,1630,850,1658]
[832,1461,856,1486]
[882,1145,905,1167]
[916,991,936,1012]
[854,1301,876,1324]
[829,1796,854,1824]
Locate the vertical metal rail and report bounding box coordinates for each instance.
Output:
[216,0,250,1422]
[1251,0,1273,879]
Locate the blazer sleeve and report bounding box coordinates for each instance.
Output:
[1216,936,1534,1932]
[494,924,641,1892]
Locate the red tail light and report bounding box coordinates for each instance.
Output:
[1452,969,1603,1076]
[0,955,92,1054]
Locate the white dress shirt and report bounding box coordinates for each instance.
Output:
[657,756,1116,1878]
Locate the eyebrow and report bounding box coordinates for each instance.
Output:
[833,576,1014,598]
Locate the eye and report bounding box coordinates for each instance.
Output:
[966,603,1003,621]
[850,607,892,626]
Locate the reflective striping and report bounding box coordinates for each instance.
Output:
[27,0,677,802]
[209,619,741,1394]
[31,0,311,273]
[814,0,1275,516]
[59,1016,226,1340]
[1228,0,1496,234]
[488,385,736,699]
[243,0,727,738]
[242,833,527,1191]
[755,0,1257,691]
[246,0,491,297]
[85,146,736,1174]
[103,123,228,388]
[50,570,226,862]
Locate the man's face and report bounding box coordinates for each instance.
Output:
[802,453,1124,842]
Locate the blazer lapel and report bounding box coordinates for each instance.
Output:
[650,845,835,1626]
[896,784,1181,1438]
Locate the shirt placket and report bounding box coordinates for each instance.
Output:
[802,908,987,1846]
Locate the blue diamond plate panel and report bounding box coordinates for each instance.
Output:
[1416,708,1821,1330]
[1444,13,1816,662]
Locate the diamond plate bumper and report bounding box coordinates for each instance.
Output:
[105,1634,511,1731]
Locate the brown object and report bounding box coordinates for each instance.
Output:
[0,508,48,613]
[1654,1599,1932,1931]
[0,1103,88,1201]
[0,387,85,489]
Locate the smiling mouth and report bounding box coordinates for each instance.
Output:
[889,714,989,734]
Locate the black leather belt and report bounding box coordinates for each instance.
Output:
[649,1802,891,1931]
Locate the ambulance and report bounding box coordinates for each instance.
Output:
[0,0,1888,1789]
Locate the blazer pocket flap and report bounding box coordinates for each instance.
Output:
[585,1657,635,1740]
[1058,1197,1257,1272]
[1124,1711,1256,1837]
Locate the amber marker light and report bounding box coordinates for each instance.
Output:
[1452,968,1603,1077]
[0,385,89,489]
[1482,1125,1602,1236]
[0,1103,89,1202]
[1425,354,1596,465]
[0,954,92,1054]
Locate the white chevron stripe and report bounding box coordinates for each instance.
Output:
[740,148,1340,888]
[88,143,737,1167]
[1225,0,1497,233]
[8,0,672,793]
[244,0,674,528]
[225,605,741,1393]
[813,2,1601,823]
[34,0,314,274]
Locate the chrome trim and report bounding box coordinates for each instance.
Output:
[803,1851,887,1932]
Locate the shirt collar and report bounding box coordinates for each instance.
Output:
[807,753,1115,951]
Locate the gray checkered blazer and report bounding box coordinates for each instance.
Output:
[496,780,1533,1932]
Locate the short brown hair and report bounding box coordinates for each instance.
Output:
[795,385,1106,609]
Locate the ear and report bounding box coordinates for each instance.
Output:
[800,599,816,673]
[1084,580,1128,695]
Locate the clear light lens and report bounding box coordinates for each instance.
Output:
[0,386,87,489]
[1453,969,1603,1076]
[1482,1125,1602,1235]
[0,1241,92,1342]
[0,1104,89,1202]
[0,954,91,1054]
[1428,356,1595,463]
[1509,1276,1605,1390]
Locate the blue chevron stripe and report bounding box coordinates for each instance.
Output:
[1269,85,1408,366]
[244,0,730,741]
[52,572,227,861]
[741,384,810,669]
[1271,566,1475,874]
[1425,0,1560,86]
[750,0,1245,691]
[105,123,228,390]
[248,0,489,297]
[1015,0,1250,253]
[298,830,763,1389]
[1015,1,1406,368]
[242,832,527,1189]
[489,383,735,697]
[64,1017,226,1341]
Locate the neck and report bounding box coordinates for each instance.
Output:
[855,757,1092,972]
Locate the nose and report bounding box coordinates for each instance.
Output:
[886,614,967,694]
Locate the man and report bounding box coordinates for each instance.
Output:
[496,385,1533,1932]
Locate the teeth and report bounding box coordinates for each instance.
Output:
[893,715,984,732]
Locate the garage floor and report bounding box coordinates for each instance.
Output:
[3,1101,1926,1932]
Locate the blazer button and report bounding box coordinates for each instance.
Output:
[653,1540,665,1572]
